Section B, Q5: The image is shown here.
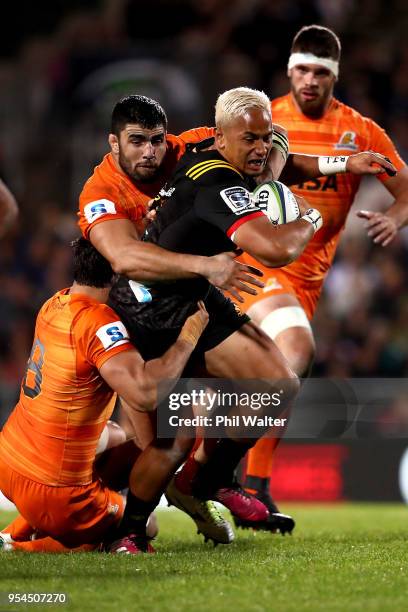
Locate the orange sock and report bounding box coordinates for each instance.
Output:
[244,437,281,493]
[243,407,290,494]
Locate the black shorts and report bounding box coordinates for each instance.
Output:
[108,277,249,362]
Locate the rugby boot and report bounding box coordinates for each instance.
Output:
[234,487,295,535]
[214,481,269,523]
[107,533,155,554]
[166,476,234,545]
[0,533,14,551]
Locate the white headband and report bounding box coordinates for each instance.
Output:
[287,52,339,78]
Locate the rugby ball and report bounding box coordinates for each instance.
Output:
[253,181,300,225]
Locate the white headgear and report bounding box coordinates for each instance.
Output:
[287,52,339,78]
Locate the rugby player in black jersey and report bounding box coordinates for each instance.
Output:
[108,87,322,552]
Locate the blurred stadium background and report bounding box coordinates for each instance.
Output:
[0,0,408,504]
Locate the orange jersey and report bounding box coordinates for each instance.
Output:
[0,291,133,486]
[78,127,214,239]
[269,93,406,283]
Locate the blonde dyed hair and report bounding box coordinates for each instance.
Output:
[215,87,271,127]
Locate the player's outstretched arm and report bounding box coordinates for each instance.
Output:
[357,166,408,246]
[99,302,209,413]
[233,206,320,268]
[0,178,18,238]
[90,219,263,299]
[280,151,397,185]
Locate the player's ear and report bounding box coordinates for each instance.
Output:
[215,127,225,151]
[109,133,120,154]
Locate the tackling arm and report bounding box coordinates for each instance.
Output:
[99,303,209,413]
[90,218,208,281]
[280,151,397,185]
[89,219,263,301]
[357,166,408,246]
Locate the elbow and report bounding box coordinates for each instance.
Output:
[254,245,298,268]
[126,379,158,413]
[111,258,125,275]
[110,249,144,277]
[282,244,301,265]
[125,395,157,414]
[110,253,130,276]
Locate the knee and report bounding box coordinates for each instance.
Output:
[256,345,301,403]
[257,367,298,420]
[276,330,315,378]
[256,359,299,412]
[275,367,300,404]
[96,421,127,455]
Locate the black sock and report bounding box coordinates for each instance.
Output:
[192,439,252,499]
[118,492,158,537]
[244,474,271,495]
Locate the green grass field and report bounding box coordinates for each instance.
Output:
[1,504,408,612]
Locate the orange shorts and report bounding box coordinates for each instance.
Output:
[0,456,124,548]
[239,254,322,321]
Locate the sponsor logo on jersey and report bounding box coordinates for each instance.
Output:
[296,175,338,192]
[107,503,120,515]
[84,199,117,223]
[220,186,257,215]
[96,321,130,350]
[334,131,358,151]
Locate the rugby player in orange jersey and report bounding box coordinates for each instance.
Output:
[235,25,408,529]
[0,238,209,554]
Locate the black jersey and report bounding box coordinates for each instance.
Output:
[144,146,263,259]
[108,144,259,359]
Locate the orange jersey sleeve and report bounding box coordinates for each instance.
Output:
[177,126,215,144]
[0,291,134,486]
[78,153,149,239]
[270,94,406,282]
[363,118,405,184]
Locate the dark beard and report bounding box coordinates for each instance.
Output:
[118,152,159,184]
[295,95,324,118]
[292,86,332,119]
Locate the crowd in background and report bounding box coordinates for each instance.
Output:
[0,0,407,425]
